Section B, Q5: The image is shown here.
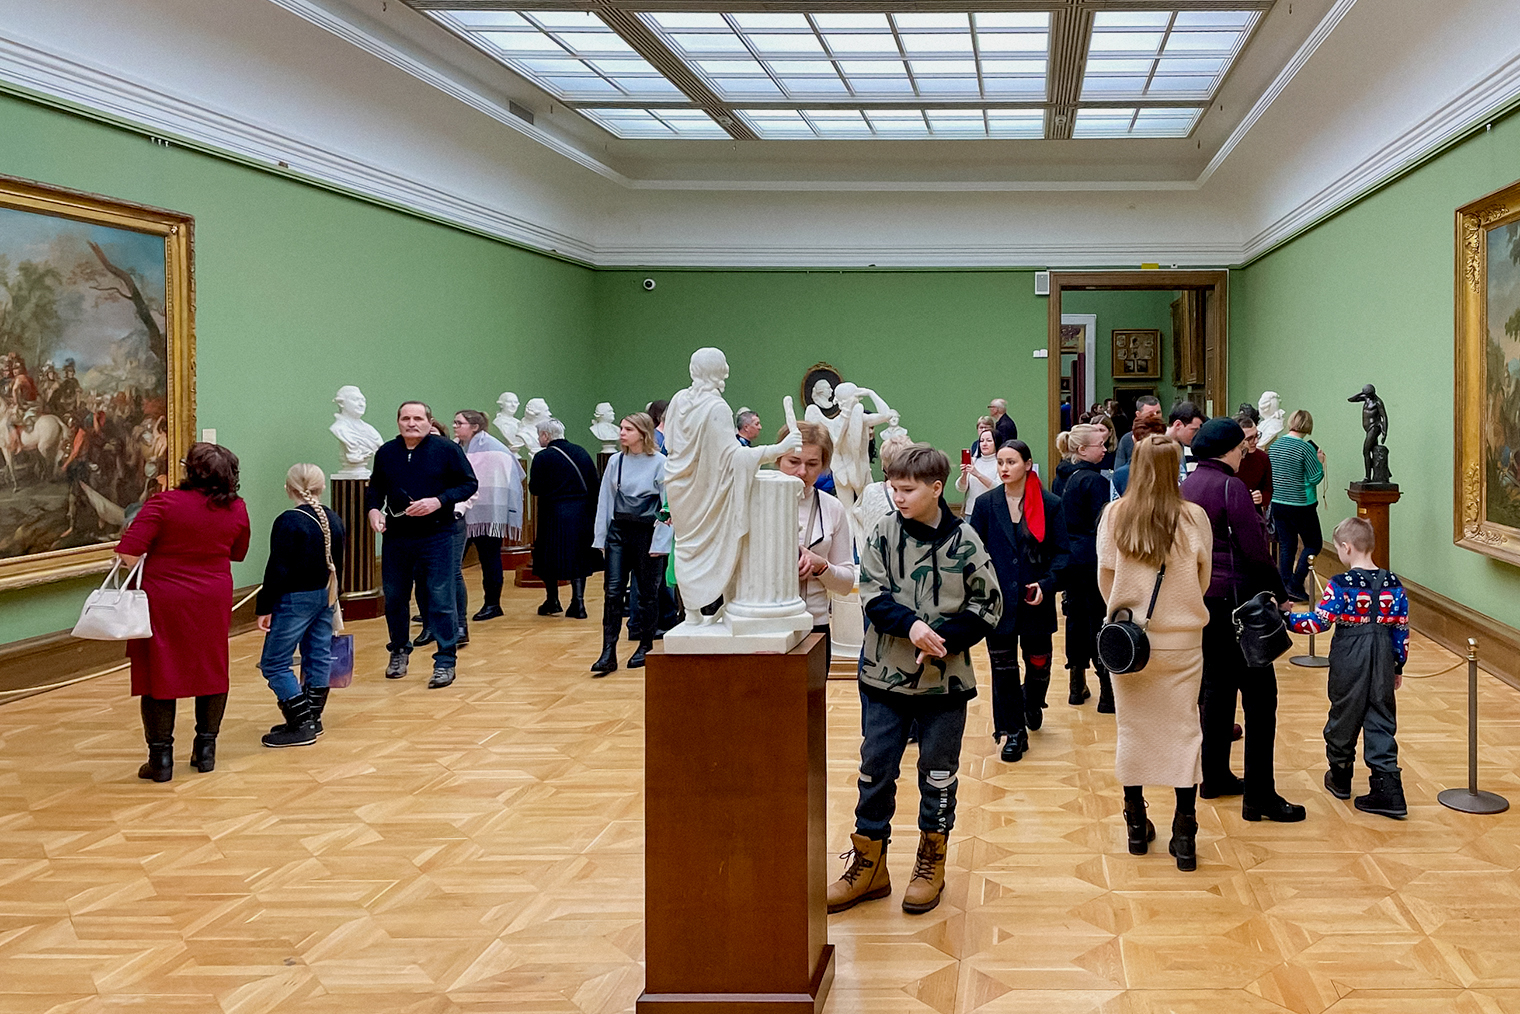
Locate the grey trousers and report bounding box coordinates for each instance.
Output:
[1324,623,1400,774]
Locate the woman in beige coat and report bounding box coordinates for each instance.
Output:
[1097,435,1213,871]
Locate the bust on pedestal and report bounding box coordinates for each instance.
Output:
[494,392,527,458]
[590,402,620,454]
[330,385,383,479]
[519,398,552,459]
[328,385,385,618]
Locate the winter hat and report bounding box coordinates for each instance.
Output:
[1190,417,1245,461]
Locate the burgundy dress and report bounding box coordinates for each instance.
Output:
[118,489,251,699]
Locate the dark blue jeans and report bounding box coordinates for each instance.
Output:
[383,530,457,666]
[417,516,469,641]
[257,588,335,702]
[854,689,968,841]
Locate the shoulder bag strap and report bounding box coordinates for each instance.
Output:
[1140,564,1166,629]
[550,444,588,493]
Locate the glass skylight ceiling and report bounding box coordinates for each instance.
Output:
[415,6,1265,140]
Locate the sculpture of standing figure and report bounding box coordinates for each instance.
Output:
[664,348,808,648]
[1257,391,1285,448]
[1349,384,1392,484]
[519,398,553,458]
[590,402,620,453]
[494,392,526,456]
[330,385,384,479]
[806,381,895,546]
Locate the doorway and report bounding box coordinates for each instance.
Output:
[1045,270,1229,465]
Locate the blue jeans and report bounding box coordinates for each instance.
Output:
[417,516,469,640]
[854,689,968,841]
[382,530,457,666]
[257,588,335,702]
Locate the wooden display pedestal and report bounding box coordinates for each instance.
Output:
[639,635,834,1014]
[1347,482,1401,569]
[331,477,384,619]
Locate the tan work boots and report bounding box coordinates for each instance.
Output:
[901,831,949,914]
[826,833,892,913]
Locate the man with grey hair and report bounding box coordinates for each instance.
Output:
[735,407,761,446]
[988,398,1017,447]
[529,417,598,619]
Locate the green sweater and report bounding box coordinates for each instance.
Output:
[1267,434,1323,506]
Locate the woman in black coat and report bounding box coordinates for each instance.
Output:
[1055,424,1114,713]
[969,439,1070,762]
[528,419,599,618]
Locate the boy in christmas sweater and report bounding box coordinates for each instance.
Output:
[1287,517,1410,818]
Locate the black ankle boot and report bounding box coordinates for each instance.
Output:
[1024,665,1051,730]
[566,578,588,619]
[190,693,226,773]
[1096,667,1115,714]
[262,694,318,748]
[1324,764,1352,800]
[472,604,504,622]
[1168,813,1198,871]
[1354,770,1408,819]
[1123,797,1156,855]
[999,729,1027,763]
[1068,668,1091,706]
[628,640,653,669]
[137,696,176,782]
[591,632,619,676]
[306,685,330,736]
[537,594,563,616]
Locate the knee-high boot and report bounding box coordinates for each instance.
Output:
[1024,657,1052,730]
[191,693,227,772]
[566,577,588,620]
[138,696,176,782]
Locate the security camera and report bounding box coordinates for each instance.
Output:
[643,278,656,291]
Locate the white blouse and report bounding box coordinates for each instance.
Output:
[955,455,998,498]
[798,487,856,626]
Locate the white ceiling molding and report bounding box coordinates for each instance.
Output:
[0,32,599,263]
[625,177,1201,192]
[1241,48,1520,262]
[590,240,1241,268]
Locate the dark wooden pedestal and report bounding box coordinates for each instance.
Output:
[639,635,834,1014]
[331,477,384,619]
[1347,482,1402,569]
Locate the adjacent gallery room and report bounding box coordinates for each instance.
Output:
[2,0,1520,1012]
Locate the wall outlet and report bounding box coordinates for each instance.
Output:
[201,428,216,444]
[1033,349,1049,359]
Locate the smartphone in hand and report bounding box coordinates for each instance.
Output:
[962,449,972,466]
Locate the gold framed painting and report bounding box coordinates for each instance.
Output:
[0,173,194,591]
[1111,328,1160,380]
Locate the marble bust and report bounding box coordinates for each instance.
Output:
[810,378,835,414]
[590,402,619,453]
[1257,391,1285,448]
[494,392,526,456]
[664,347,812,654]
[806,380,895,547]
[520,398,552,458]
[878,410,909,444]
[330,385,384,479]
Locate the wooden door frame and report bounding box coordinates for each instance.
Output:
[1046,269,1230,466]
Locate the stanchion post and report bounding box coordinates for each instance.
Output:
[1438,638,1509,815]
[1290,555,1330,668]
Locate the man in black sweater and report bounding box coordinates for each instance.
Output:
[366,401,478,688]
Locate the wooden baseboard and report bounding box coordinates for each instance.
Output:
[1315,544,1520,691]
[0,585,263,702]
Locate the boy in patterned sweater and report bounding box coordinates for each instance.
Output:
[1287,517,1410,818]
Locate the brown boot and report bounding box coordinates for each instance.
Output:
[826,833,892,913]
[901,831,949,914]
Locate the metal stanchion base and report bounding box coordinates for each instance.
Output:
[1290,654,1330,668]
[1438,788,1510,814]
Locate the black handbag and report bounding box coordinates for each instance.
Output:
[1097,564,1165,675]
[1232,591,1293,667]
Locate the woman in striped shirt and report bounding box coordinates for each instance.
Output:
[1267,409,1326,602]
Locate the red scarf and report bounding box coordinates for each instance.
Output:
[1023,471,1046,542]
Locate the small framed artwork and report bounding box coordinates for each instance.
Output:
[1111,329,1161,380]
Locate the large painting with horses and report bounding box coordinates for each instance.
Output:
[0,174,194,591]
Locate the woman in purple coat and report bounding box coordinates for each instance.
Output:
[1180,419,1303,823]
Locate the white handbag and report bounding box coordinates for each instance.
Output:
[72,557,153,640]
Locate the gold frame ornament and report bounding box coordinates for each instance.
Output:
[1454,179,1520,567]
[0,173,195,591]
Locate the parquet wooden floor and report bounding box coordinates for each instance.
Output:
[2,572,1519,1014]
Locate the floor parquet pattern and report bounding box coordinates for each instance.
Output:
[1,573,1518,1014]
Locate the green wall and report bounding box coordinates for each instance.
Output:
[1231,107,1520,628]
[1061,288,1180,408]
[592,268,1052,477]
[0,92,598,645]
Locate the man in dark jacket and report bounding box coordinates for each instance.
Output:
[1181,418,1304,824]
[366,401,478,688]
[989,398,1018,446]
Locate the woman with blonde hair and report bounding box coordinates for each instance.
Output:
[1267,408,1325,601]
[591,412,665,675]
[1054,423,1113,709]
[255,463,346,748]
[857,432,913,526]
[1097,436,1213,870]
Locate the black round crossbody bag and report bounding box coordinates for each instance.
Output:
[1097,564,1166,675]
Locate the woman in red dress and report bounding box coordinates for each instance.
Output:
[117,443,251,781]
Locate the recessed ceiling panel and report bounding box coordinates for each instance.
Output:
[1080,9,1262,102]
[580,106,729,138]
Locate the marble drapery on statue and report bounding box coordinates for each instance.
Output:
[664,348,812,653]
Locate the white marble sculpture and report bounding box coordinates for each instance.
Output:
[1258,391,1285,448]
[806,381,896,547]
[330,385,384,479]
[878,410,910,444]
[663,347,812,654]
[494,392,527,457]
[590,402,619,454]
[519,398,553,458]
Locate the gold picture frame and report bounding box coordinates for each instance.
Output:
[1454,179,1520,567]
[1111,328,1161,381]
[0,173,195,591]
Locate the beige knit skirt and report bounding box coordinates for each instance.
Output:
[1112,646,1204,787]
